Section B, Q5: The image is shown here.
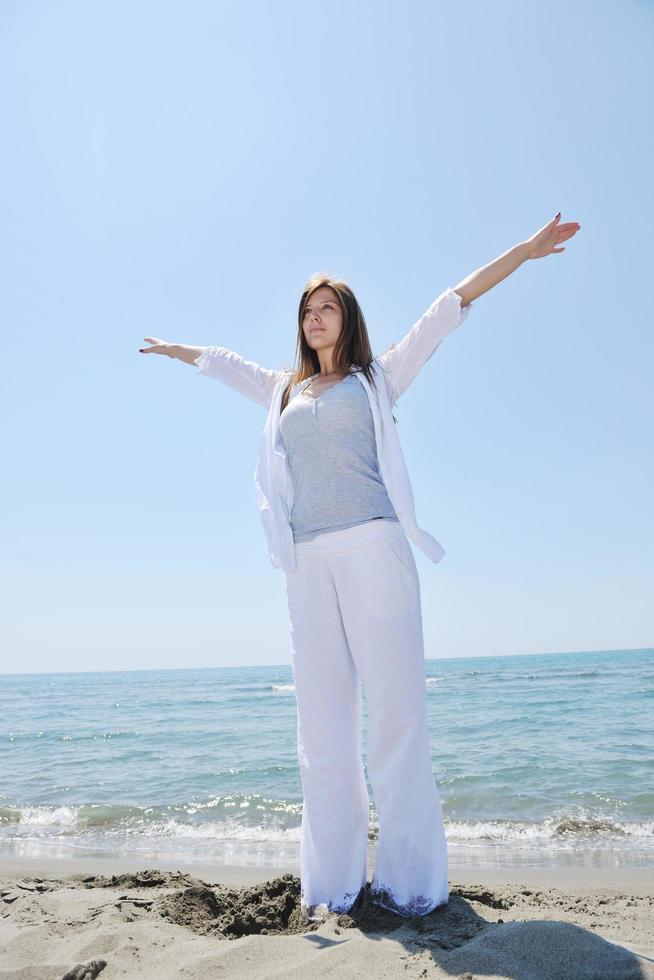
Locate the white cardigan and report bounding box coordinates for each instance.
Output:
[195,286,473,571]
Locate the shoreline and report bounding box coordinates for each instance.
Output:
[1,853,653,892]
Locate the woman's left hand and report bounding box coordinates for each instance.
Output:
[523,212,581,259]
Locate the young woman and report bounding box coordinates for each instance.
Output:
[140,212,581,919]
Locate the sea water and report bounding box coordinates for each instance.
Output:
[1,648,652,872]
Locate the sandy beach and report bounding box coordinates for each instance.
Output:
[1,859,652,979]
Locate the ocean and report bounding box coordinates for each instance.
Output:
[1,648,652,873]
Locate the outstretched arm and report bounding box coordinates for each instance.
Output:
[378,212,581,405]
[453,212,581,306]
[139,338,286,409]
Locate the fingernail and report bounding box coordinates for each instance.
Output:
[556,211,561,218]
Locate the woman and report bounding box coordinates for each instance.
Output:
[139,212,581,919]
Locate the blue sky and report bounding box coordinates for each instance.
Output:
[1,0,652,673]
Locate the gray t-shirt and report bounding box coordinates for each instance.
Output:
[279,373,399,542]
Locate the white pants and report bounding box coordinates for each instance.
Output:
[284,517,448,918]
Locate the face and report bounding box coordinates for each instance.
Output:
[302,287,343,358]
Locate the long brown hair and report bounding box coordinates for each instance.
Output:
[280,272,379,415]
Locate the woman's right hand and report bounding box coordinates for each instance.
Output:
[139,336,178,357]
